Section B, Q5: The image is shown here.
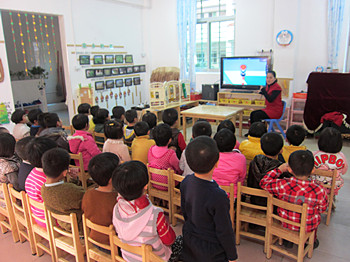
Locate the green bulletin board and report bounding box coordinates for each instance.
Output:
[0,103,10,124]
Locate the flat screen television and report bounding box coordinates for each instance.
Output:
[220,56,270,90]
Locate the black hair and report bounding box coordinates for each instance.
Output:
[93,108,109,124]
[27,108,42,124]
[162,108,178,126]
[42,148,70,178]
[186,136,219,174]
[142,112,157,129]
[249,122,267,138]
[88,152,120,186]
[112,161,148,201]
[152,123,172,146]
[318,127,343,153]
[72,114,89,130]
[90,105,100,117]
[77,103,91,114]
[44,113,60,128]
[192,120,212,138]
[286,125,306,146]
[26,137,57,168]
[260,132,284,156]
[104,120,124,139]
[11,109,26,124]
[0,127,9,134]
[214,128,236,152]
[38,112,49,128]
[288,150,314,177]
[267,70,276,78]
[112,106,125,120]
[0,133,16,157]
[217,120,235,134]
[125,109,137,124]
[15,136,35,160]
[134,121,150,136]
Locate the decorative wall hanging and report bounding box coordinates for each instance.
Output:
[276,30,293,46]
[9,12,19,63]
[17,13,28,75]
[24,14,33,62]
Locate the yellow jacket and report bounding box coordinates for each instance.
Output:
[88,116,95,133]
[131,135,155,165]
[282,144,307,163]
[239,136,265,161]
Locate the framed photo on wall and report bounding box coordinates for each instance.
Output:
[133,66,140,73]
[79,55,90,65]
[125,55,133,63]
[125,78,132,86]
[95,81,105,91]
[119,67,127,75]
[126,67,133,74]
[115,55,124,63]
[106,80,114,89]
[85,69,95,78]
[95,69,104,77]
[105,55,114,64]
[103,68,112,76]
[139,65,146,72]
[133,77,141,85]
[115,79,124,87]
[111,68,119,75]
[94,55,103,65]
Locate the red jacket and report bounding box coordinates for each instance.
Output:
[262,82,283,119]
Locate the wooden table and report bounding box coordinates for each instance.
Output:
[181,105,245,140]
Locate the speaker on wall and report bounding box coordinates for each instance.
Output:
[202,84,219,101]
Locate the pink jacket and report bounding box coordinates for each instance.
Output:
[212,150,247,198]
[68,130,101,171]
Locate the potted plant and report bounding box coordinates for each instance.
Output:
[29,66,48,79]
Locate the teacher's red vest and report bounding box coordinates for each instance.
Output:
[262,82,283,119]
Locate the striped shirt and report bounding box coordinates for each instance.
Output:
[25,168,46,227]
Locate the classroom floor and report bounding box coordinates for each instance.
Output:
[1,124,349,262]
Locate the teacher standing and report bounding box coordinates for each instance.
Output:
[250,70,283,124]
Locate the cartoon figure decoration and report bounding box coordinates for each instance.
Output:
[110,91,113,99]
[100,94,104,103]
[123,91,127,106]
[105,95,109,108]
[240,64,247,85]
[95,96,99,104]
[119,88,122,99]
[127,87,130,96]
[114,93,118,105]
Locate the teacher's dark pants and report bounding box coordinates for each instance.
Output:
[250,110,269,124]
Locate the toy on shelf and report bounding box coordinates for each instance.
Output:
[180,80,191,102]
[149,80,189,108]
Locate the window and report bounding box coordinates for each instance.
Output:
[195,0,235,71]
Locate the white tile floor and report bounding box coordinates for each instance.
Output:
[1,123,349,261]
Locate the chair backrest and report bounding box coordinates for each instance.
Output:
[69,152,89,190]
[82,214,112,262]
[147,165,173,192]
[93,132,106,148]
[1,183,20,242]
[46,209,85,262]
[219,183,235,229]
[26,195,48,228]
[278,100,287,121]
[170,173,184,226]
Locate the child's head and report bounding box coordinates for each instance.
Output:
[0,133,16,157]
[27,108,42,125]
[15,136,35,161]
[104,120,124,139]
[26,137,57,168]
[142,112,157,130]
[288,150,314,177]
[11,109,27,124]
[217,120,235,134]
[77,103,91,115]
[42,148,70,179]
[112,106,125,121]
[134,121,150,137]
[214,129,236,152]
[38,112,49,128]
[286,125,306,146]
[93,108,110,124]
[112,161,148,201]
[44,113,61,128]
[90,105,100,117]
[0,127,9,134]
[125,109,138,125]
[88,152,120,186]
[318,127,342,153]
[152,123,172,146]
[192,120,212,138]
[72,114,89,131]
[162,108,178,127]
[260,132,283,157]
[185,136,219,174]
[248,122,267,138]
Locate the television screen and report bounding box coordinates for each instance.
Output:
[220,56,269,90]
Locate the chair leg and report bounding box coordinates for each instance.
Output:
[307,232,315,258]
[297,239,305,262]
[235,221,241,245]
[275,122,286,138]
[266,231,273,258]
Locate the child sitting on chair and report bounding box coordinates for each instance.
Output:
[260,150,329,248]
[112,106,125,124]
[142,112,157,139]
[15,136,35,192]
[312,127,348,195]
[217,120,240,150]
[148,123,182,190]
[212,128,246,198]
[123,109,138,151]
[282,125,307,163]
[27,108,42,136]
[181,136,237,262]
[88,105,99,133]
[239,122,267,161]
[112,161,182,262]
[93,108,110,143]
[11,109,30,140]
[131,121,155,165]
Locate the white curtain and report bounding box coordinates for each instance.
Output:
[327,0,345,69]
[177,0,197,92]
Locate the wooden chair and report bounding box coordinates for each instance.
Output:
[7,184,36,254]
[147,164,173,216]
[69,152,93,190]
[0,183,19,243]
[93,132,106,149]
[170,173,184,226]
[82,214,112,262]
[312,168,337,225]
[46,210,85,262]
[220,183,235,230]
[62,125,74,136]
[266,195,315,262]
[109,230,164,262]
[244,159,252,186]
[26,195,55,259]
[236,182,270,253]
